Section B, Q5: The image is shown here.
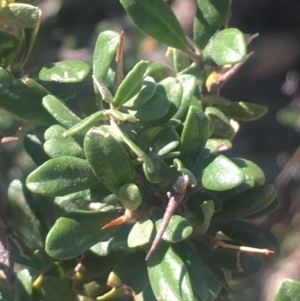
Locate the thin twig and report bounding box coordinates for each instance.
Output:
[145,174,189,260]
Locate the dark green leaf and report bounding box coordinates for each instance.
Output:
[147,242,193,301]
[120,0,190,51]
[173,74,197,121]
[84,127,136,194]
[217,101,268,121]
[202,155,245,191]
[0,30,19,67]
[123,76,156,108]
[38,60,91,83]
[0,69,56,125]
[46,210,121,259]
[130,92,170,122]
[93,30,120,81]
[43,124,84,159]
[203,28,247,65]
[194,0,230,49]
[7,179,44,249]
[178,241,221,301]
[153,126,180,156]
[107,251,149,293]
[42,95,81,129]
[180,105,211,168]
[24,126,50,165]
[155,77,183,122]
[275,279,300,301]
[113,60,149,107]
[40,277,77,301]
[216,219,280,256]
[156,215,192,243]
[26,156,99,197]
[205,106,233,139]
[213,184,276,220]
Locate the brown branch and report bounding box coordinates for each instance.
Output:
[145,174,189,260]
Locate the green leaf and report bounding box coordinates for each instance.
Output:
[194,0,230,49]
[15,268,36,301]
[107,252,149,293]
[0,69,56,125]
[0,30,19,67]
[203,28,247,66]
[142,153,175,186]
[26,156,99,197]
[128,220,154,248]
[155,77,183,122]
[129,92,170,122]
[24,126,50,165]
[40,277,77,301]
[153,126,180,156]
[180,105,211,168]
[84,127,136,194]
[167,48,191,73]
[202,155,245,191]
[44,133,84,159]
[118,183,142,211]
[231,158,265,186]
[147,242,194,301]
[42,95,81,129]
[44,124,84,158]
[217,101,268,121]
[195,200,215,234]
[173,74,197,121]
[46,210,121,259]
[120,0,190,51]
[205,138,232,154]
[156,215,193,243]
[216,219,280,256]
[275,279,300,301]
[0,3,39,28]
[113,60,149,107]
[123,76,156,108]
[213,184,276,220]
[145,62,176,82]
[93,30,120,81]
[7,180,45,250]
[205,106,233,139]
[38,60,91,83]
[178,241,221,301]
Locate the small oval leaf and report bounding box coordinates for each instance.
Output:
[156,215,193,243]
[120,0,190,51]
[203,28,247,66]
[38,60,91,83]
[84,127,136,194]
[202,155,245,191]
[46,210,121,259]
[128,220,154,248]
[26,156,99,197]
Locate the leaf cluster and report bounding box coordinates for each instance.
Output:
[0,1,288,301]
